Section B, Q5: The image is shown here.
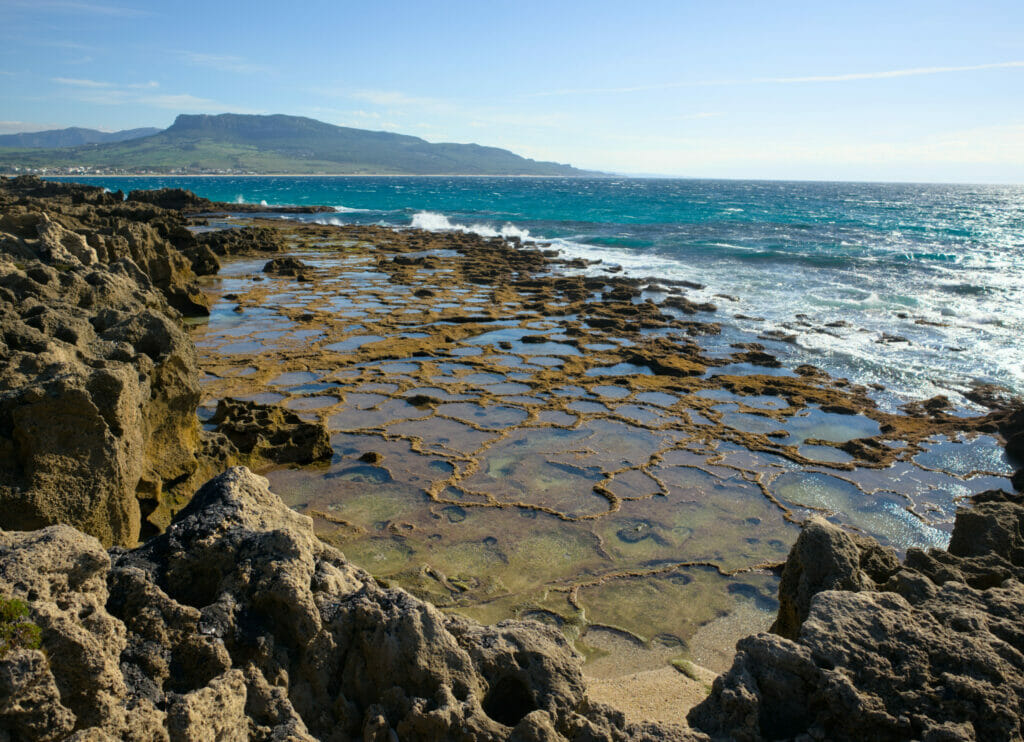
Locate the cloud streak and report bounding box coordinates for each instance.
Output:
[6,0,149,17]
[53,77,158,89]
[50,77,259,114]
[529,60,1024,97]
[759,61,1024,84]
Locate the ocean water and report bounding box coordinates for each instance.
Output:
[55,176,1024,405]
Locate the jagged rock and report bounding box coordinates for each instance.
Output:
[195,226,286,256]
[691,490,1024,741]
[0,649,77,740]
[0,178,229,544]
[209,398,332,465]
[179,241,221,276]
[126,188,215,212]
[36,214,98,266]
[0,258,202,546]
[770,516,899,639]
[0,526,164,739]
[0,467,703,741]
[0,179,210,316]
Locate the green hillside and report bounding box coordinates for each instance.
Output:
[0,113,588,175]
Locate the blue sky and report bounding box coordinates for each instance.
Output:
[2,0,1023,182]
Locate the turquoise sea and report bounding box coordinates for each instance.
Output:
[54,176,1024,405]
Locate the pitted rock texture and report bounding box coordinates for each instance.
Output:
[0,176,210,315]
[0,467,703,741]
[0,177,238,545]
[195,225,287,256]
[689,490,1024,742]
[209,398,333,465]
[0,256,202,546]
[770,516,900,640]
[263,256,311,276]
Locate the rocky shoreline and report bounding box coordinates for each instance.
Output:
[0,176,1022,740]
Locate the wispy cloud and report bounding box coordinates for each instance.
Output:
[35,40,99,52]
[175,51,271,75]
[6,0,150,17]
[759,61,1024,84]
[50,77,258,113]
[529,60,1024,97]
[52,77,158,89]
[310,88,571,134]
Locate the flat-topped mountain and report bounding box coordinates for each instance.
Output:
[0,126,160,149]
[0,113,590,175]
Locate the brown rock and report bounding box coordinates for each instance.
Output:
[0,467,703,741]
[770,517,899,640]
[209,398,332,465]
[692,490,1024,741]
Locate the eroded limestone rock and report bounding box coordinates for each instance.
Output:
[690,490,1024,741]
[0,467,703,741]
[209,398,332,465]
[0,258,202,546]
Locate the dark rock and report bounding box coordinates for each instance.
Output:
[126,188,215,212]
[196,226,286,256]
[770,517,898,640]
[262,256,309,276]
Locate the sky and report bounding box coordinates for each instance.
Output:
[1,0,1023,182]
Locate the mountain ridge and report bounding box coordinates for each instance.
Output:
[0,113,591,176]
[0,126,160,149]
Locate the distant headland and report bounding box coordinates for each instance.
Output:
[0,113,596,177]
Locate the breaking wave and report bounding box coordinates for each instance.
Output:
[410,211,532,240]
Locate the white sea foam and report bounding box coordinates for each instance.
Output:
[409,211,532,240]
[333,205,371,213]
[234,195,245,204]
[260,200,268,207]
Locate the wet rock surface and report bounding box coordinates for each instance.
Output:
[126,187,332,215]
[263,255,311,276]
[0,178,336,546]
[0,467,704,741]
[193,214,1015,675]
[689,488,1024,741]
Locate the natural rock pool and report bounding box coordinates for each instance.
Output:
[190,219,1015,676]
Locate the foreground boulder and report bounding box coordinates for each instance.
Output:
[690,490,1024,742]
[0,467,703,741]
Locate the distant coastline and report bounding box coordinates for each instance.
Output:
[33,172,599,178]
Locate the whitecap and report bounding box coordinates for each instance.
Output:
[409,211,532,241]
